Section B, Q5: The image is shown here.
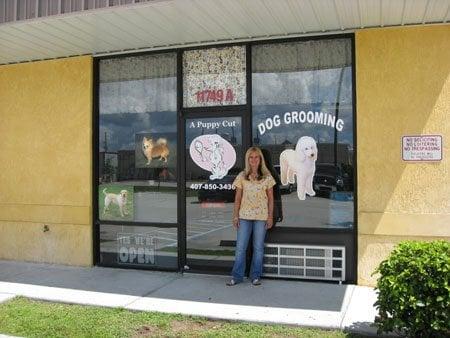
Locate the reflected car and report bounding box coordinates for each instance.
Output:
[313,164,348,195]
[197,175,236,203]
[274,165,296,194]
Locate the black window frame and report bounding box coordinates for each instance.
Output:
[93,49,181,272]
[93,33,357,282]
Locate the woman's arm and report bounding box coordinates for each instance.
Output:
[266,187,274,229]
[232,188,243,228]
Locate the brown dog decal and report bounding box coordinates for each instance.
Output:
[142,137,170,165]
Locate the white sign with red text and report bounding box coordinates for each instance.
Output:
[402,135,442,161]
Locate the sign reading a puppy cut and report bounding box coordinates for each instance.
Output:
[117,233,156,265]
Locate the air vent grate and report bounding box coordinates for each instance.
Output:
[306,269,326,277]
[280,267,304,276]
[263,256,278,265]
[263,244,345,282]
[280,257,304,266]
[306,248,325,257]
[280,247,304,256]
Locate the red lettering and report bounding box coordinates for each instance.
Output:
[195,88,235,103]
[216,89,223,102]
[196,90,205,103]
[207,90,216,102]
[225,89,234,102]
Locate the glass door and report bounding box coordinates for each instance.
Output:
[185,116,244,271]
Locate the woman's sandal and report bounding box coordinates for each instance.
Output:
[251,278,261,286]
[226,279,237,286]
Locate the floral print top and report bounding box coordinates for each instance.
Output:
[233,172,276,221]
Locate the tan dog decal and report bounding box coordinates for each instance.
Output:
[142,137,170,165]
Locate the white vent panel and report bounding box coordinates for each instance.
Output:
[263,244,345,282]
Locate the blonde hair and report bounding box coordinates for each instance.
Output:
[243,147,271,181]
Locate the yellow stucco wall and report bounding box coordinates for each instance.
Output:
[0,26,448,279]
[0,56,93,266]
[356,25,450,285]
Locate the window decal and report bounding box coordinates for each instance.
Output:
[100,185,134,221]
[135,132,177,169]
[280,136,318,201]
[189,134,236,180]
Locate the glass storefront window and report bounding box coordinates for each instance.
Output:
[95,36,356,276]
[252,38,354,229]
[98,53,178,223]
[183,46,246,108]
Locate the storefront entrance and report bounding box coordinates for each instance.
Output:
[94,35,357,283]
[184,115,245,272]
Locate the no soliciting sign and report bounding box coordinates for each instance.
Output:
[402,135,442,161]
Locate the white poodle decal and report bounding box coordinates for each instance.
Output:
[280,136,318,200]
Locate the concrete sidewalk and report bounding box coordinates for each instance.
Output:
[0,260,379,335]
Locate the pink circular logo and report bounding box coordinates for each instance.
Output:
[189,134,236,180]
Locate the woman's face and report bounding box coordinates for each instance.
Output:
[248,151,261,170]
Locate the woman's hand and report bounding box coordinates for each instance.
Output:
[266,187,274,229]
[233,188,242,229]
[266,218,273,229]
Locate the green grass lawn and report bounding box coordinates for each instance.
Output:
[0,297,363,338]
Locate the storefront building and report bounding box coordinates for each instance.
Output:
[0,1,449,286]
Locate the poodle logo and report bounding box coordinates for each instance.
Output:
[189,134,236,180]
[279,136,318,201]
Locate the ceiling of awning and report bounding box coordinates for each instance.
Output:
[0,0,449,65]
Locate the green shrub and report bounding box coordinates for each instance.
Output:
[373,240,450,337]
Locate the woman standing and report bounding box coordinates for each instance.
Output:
[227,147,275,286]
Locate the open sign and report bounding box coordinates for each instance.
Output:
[117,233,156,265]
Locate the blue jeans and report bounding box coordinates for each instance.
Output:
[231,219,267,282]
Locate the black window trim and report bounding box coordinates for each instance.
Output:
[93,33,357,282]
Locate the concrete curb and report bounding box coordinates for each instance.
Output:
[0,280,382,333]
[0,293,15,304]
[0,261,384,335]
[1,282,344,329]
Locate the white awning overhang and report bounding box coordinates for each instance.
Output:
[0,0,449,65]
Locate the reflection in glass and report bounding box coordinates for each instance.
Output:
[99,224,177,269]
[98,53,177,223]
[185,117,243,269]
[252,39,354,229]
